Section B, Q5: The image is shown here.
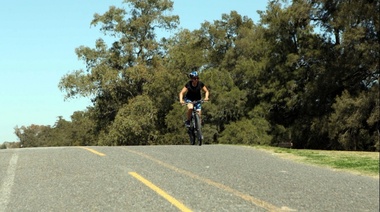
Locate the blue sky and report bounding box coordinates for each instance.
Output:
[0,0,268,143]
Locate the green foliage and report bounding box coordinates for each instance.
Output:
[219,118,272,145]
[70,110,97,146]
[100,95,158,145]
[14,113,98,147]
[328,86,379,151]
[14,125,52,147]
[165,103,185,132]
[165,29,207,72]
[144,66,182,134]
[16,0,378,151]
[201,69,248,129]
[0,143,6,149]
[58,0,179,138]
[161,103,189,144]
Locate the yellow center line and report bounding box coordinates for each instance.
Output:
[129,172,192,212]
[80,147,106,156]
[125,148,287,212]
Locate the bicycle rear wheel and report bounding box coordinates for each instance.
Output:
[194,113,203,146]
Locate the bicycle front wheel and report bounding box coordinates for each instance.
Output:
[194,113,203,146]
[188,128,195,145]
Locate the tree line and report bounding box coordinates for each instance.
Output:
[13,0,379,151]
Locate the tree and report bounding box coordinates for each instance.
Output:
[0,143,7,149]
[254,0,329,148]
[249,0,379,149]
[164,29,207,72]
[48,0,378,150]
[197,11,255,69]
[162,102,190,145]
[59,0,179,140]
[69,110,97,146]
[101,95,157,145]
[308,0,379,150]
[14,124,52,147]
[219,118,272,145]
[328,86,379,151]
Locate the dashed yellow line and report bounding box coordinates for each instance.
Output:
[80,147,106,156]
[126,148,286,212]
[129,172,192,212]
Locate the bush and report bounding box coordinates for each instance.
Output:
[219,118,272,145]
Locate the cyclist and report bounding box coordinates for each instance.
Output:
[179,70,209,127]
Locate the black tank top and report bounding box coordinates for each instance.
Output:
[185,81,204,101]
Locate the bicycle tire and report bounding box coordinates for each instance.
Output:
[194,112,203,146]
[187,116,196,145]
[188,127,195,145]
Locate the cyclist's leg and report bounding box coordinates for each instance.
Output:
[184,99,193,126]
[185,99,193,120]
[194,102,202,123]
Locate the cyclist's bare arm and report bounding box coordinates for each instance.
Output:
[203,86,209,101]
[179,87,188,105]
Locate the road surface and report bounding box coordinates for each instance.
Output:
[0,145,378,211]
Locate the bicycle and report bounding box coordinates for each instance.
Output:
[184,100,205,146]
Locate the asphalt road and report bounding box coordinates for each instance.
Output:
[0,145,379,211]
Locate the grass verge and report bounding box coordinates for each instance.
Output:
[252,146,379,178]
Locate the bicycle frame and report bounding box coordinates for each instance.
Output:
[185,100,204,146]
